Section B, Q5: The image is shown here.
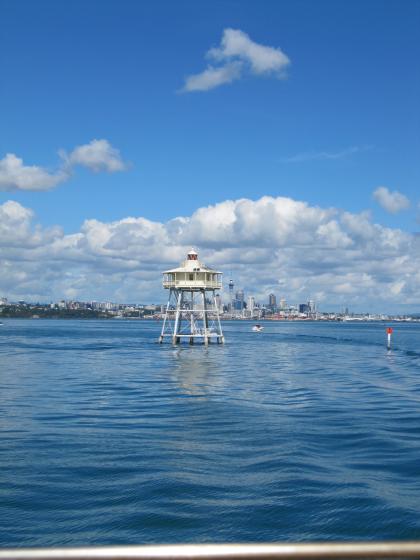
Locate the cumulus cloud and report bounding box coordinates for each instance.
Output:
[64,139,127,172]
[208,28,290,74]
[181,28,290,92]
[0,139,127,192]
[373,186,410,214]
[0,196,419,312]
[0,200,35,241]
[0,154,70,192]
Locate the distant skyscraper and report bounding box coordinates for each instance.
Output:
[268,293,276,309]
[247,296,255,315]
[235,289,244,301]
[279,297,287,311]
[228,279,234,312]
[235,289,245,311]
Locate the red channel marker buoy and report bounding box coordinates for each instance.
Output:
[386,327,393,349]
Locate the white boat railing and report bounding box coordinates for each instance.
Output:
[2,542,420,560]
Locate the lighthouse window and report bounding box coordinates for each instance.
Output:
[189,274,194,281]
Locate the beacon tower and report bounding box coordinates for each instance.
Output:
[159,249,224,345]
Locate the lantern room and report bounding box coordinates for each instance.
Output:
[163,249,222,290]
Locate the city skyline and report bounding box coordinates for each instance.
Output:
[2,294,419,322]
[1,0,419,313]
[0,289,412,318]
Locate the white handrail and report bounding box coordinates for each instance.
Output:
[2,542,420,560]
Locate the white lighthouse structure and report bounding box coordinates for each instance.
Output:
[159,249,225,345]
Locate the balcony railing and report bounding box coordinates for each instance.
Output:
[163,280,222,289]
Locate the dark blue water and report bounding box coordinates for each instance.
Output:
[1,319,420,547]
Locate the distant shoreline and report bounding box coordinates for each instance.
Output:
[1,315,419,323]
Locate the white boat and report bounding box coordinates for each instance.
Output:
[252,324,264,332]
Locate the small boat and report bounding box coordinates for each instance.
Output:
[252,324,264,332]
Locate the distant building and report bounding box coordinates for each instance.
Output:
[228,279,234,312]
[279,298,287,311]
[235,290,245,311]
[268,293,276,310]
[247,296,255,315]
[299,300,316,315]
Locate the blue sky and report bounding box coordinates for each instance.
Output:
[1,0,419,310]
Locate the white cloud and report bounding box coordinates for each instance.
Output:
[65,139,127,172]
[182,62,243,92]
[0,196,419,312]
[281,146,371,163]
[0,139,127,192]
[373,186,410,214]
[0,200,34,241]
[208,28,290,74]
[0,154,70,191]
[181,28,290,92]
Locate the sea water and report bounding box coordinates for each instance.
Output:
[1,319,420,546]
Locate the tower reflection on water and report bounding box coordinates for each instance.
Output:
[170,347,227,397]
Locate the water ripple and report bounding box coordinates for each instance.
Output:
[1,319,420,545]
